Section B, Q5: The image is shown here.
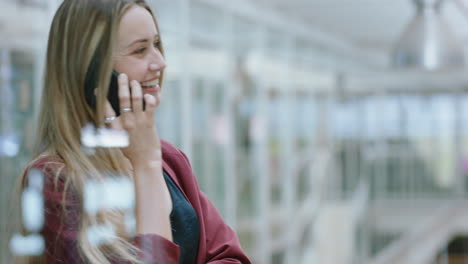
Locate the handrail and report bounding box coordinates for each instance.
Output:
[370,202,468,264]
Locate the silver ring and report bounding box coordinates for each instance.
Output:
[120,107,132,113]
[104,116,116,124]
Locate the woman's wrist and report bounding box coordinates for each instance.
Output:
[132,159,164,189]
[133,162,172,217]
[131,159,163,171]
[128,149,163,169]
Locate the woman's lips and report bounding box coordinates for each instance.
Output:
[142,76,159,82]
[141,73,161,84]
[142,85,160,93]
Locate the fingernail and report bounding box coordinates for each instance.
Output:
[119,73,127,80]
[131,80,139,85]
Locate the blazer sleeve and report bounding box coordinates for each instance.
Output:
[198,191,251,264]
[27,159,180,264]
[177,151,251,264]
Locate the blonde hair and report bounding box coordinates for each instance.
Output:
[15,0,164,263]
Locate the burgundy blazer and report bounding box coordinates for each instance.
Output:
[27,140,251,263]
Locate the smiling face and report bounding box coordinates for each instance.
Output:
[113,5,166,96]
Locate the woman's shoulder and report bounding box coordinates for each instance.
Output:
[24,154,67,186]
[161,140,182,155]
[161,140,187,161]
[30,153,63,164]
[161,140,192,173]
[27,154,65,172]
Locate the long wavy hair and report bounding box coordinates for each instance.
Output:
[14,0,164,263]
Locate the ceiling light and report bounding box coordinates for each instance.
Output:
[392,0,465,70]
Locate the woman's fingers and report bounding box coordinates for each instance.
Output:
[115,72,162,129]
[110,73,162,163]
[144,93,157,114]
[130,80,143,112]
[155,89,161,107]
[103,99,116,117]
[104,100,122,129]
[118,73,131,112]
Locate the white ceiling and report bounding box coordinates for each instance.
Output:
[251,0,468,64]
[245,0,468,92]
[3,0,468,91]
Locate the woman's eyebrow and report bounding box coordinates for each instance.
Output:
[126,34,159,49]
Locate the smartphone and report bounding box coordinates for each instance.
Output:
[107,70,121,115]
[84,56,121,116]
[85,58,146,117]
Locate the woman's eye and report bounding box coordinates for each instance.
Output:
[134,48,146,54]
[134,42,159,54]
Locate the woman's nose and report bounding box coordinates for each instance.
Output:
[149,49,166,71]
[149,61,165,71]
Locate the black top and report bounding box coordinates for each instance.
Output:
[163,171,200,264]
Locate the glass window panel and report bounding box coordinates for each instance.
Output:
[152,0,180,33]
[156,78,182,148]
[0,48,37,264]
[430,95,456,191]
[190,2,224,43]
[191,78,208,191]
[211,83,226,212]
[295,92,315,151]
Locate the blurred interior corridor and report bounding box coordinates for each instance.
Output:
[4,0,468,263]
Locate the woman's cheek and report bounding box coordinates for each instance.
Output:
[122,63,144,81]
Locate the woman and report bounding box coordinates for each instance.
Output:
[15,0,251,263]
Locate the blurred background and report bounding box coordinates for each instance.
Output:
[4,0,468,263]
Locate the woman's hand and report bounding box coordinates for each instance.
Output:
[104,74,173,238]
[104,73,162,169]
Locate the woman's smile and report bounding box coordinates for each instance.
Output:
[141,73,161,93]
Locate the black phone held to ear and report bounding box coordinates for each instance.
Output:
[85,56,146,117]
[84,55,121,116]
